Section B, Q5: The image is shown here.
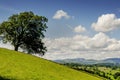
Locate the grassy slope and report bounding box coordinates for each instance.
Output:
[0,48,102,80]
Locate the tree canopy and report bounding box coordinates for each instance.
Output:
[0,11,48,55]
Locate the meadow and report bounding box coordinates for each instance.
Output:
[0,48,103,80]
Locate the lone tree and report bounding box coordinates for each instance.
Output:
[0,11,48,55]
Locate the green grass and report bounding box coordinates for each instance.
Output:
[0,48,103,80]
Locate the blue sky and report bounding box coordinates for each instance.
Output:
[0,0,120,60]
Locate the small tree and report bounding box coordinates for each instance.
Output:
[114,72,120,79]
[0,11,48,55]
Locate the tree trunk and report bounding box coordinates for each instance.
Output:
[14,45,19,51]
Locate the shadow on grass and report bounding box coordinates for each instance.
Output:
[0,76,11,80]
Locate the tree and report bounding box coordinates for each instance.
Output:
[116,76,120,80]
[114,72,120,79]
[0,11,48,55]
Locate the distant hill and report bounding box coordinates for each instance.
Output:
[55,58,120,66]
[55,58,100,64]
[103,58,120,63]
[0,48,102,80]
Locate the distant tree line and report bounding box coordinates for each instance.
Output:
[63,63,120,80]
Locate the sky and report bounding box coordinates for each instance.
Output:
[0,0,120,60]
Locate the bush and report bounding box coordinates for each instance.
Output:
[114,72,120,79]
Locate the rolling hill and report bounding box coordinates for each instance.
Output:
[55,58,120,66]
[0,48,103,80]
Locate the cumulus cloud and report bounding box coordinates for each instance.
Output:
[43,32,120,60]
[92,14,120,32]
[1,32,120,60]
[53,10,70,19]
[0,41,13,49]
[88,32,109,49]
[105,42,120,51]
[74,25,86,33]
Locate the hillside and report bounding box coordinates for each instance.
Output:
[0,48,103,80]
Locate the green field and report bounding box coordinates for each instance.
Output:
[0,48,103,80]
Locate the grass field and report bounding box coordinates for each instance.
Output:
[0,48,103,80]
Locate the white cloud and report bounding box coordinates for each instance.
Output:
[53,10,70,19]
[1,30,120,60]
[105,42,120,51]
[0,41,13,49]
[74,25,86,33]
[88,32,109,48]
[1,31,120,60]
[92,14,120,32]
[43,32,120,60]
[1,32,120,60]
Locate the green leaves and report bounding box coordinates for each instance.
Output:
[0,11,48,55]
